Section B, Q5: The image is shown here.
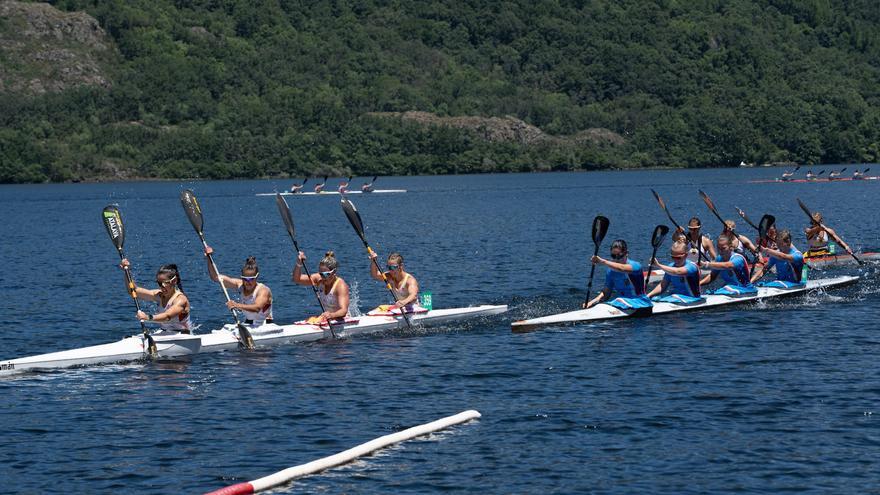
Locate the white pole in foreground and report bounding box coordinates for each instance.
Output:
[202,410,482,495]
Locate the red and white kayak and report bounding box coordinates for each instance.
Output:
[512,276,858,332]
[803,251,880,266]
[748,177,879,184]
[0,305,507,376]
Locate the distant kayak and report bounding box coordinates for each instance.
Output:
[803,251,880,266]
[748,177,879,184]
[257,189,407,197]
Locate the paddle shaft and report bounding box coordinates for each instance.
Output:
[113,247,157,354]
[583,243,601,306]
[644,244,661,287]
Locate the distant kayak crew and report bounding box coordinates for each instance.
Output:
[584,239,652,310]
[647,240,703,303]
[757,229,805,288]
[700,232,756,295]
[293,250,351,323]
[682,216,716,263]
[204,246,273,325]
[804,212,851,259]
[119,260,192,333]
[853,169,865,180]
[806,169,816,180]
[369,251,422,312]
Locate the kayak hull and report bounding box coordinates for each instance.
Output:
[0,305,507,376]
[512,276,858,332]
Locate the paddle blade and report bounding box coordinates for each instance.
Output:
[371,176,378,182]
[180,189,204,234]
[698,189,715,210]
[652,224,670,248]
[864,168,870,174]
[275,193,296,238]
[102,205,125,250]
[758,214,775,240]
[651,189,666,210]
[592,215,610,246]
[794,165,800,172]
[302,177,308,185]
[341,197,367,242]
[840,167,847,173]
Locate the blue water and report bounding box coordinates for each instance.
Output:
[2,169,879,494]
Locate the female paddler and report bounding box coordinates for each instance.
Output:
[647,240,703,303]
[368,251,422,313]
[803,212,852,259]
[681,216,717,263]
[583,239,652,310]
[293,250,351,323]
[700,232,756,295]
[119,259,192,332]
[757,229,806,288]
[204,246,273,325]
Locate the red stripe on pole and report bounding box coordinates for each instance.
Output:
[202,482,254,495]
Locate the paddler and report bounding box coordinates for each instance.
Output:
[204,246,273,325]
[362,176,377,193]
[647,240,702,303]
[723,220,759,257]
[699,232,757,295]
[338,176,351,194]
[804,211,853,259]
[806,169,817,180]
[780,168,795,181]
[756,229,805,287]
[368,251,421,312]
[749,224,778,283]
[680,216,716,262]
[583,239,652,310]
[293,250,350,322]
[119,260,193,333]
[313,176,327,193]
[853,169,865,180]
[289,179,306,194]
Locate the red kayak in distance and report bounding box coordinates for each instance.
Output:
[748,176,880,184]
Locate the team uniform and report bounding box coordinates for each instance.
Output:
[240,283,273,325]
[710,252,757,295]
[759,248,806,289]
[652,260,703,304]
[603,259,652,310]
[157,290,192,333]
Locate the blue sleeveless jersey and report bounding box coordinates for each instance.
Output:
[604,259,646,297]
[766,248,805,283]
[662,260,701,297]
[712,252,752,287]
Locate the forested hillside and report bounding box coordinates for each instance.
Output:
[2,0,879,183]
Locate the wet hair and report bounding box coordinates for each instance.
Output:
[811,212,822,224]
[387,253,404,265]
[320,251,338,270]
[242,256,258,276]
[778,229,792,243]
[610,239,628,253]
[157,264,184,292]
[688,217,702,228]
[724,220,736,232]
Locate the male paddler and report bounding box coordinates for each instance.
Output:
[647,240,703,303]
[700,232,757,295]
[583,240,652,310]
[756,229,805,288]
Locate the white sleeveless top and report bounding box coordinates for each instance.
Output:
[318,279,349,316]
[808,230,828,250]
[240,283,272,323]
[158,290,192,332]
[686,234,706,263]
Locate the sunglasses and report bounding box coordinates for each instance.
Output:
[156,279,174,287]
[670,253,686,258]
[241,274,259,282]
[319,269,336,278]
[610,252,626,260]
[387,264,400,271]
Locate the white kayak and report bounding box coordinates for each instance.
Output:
[512,276,858,332]
[0,305,507,376]
[256,189,407,197]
